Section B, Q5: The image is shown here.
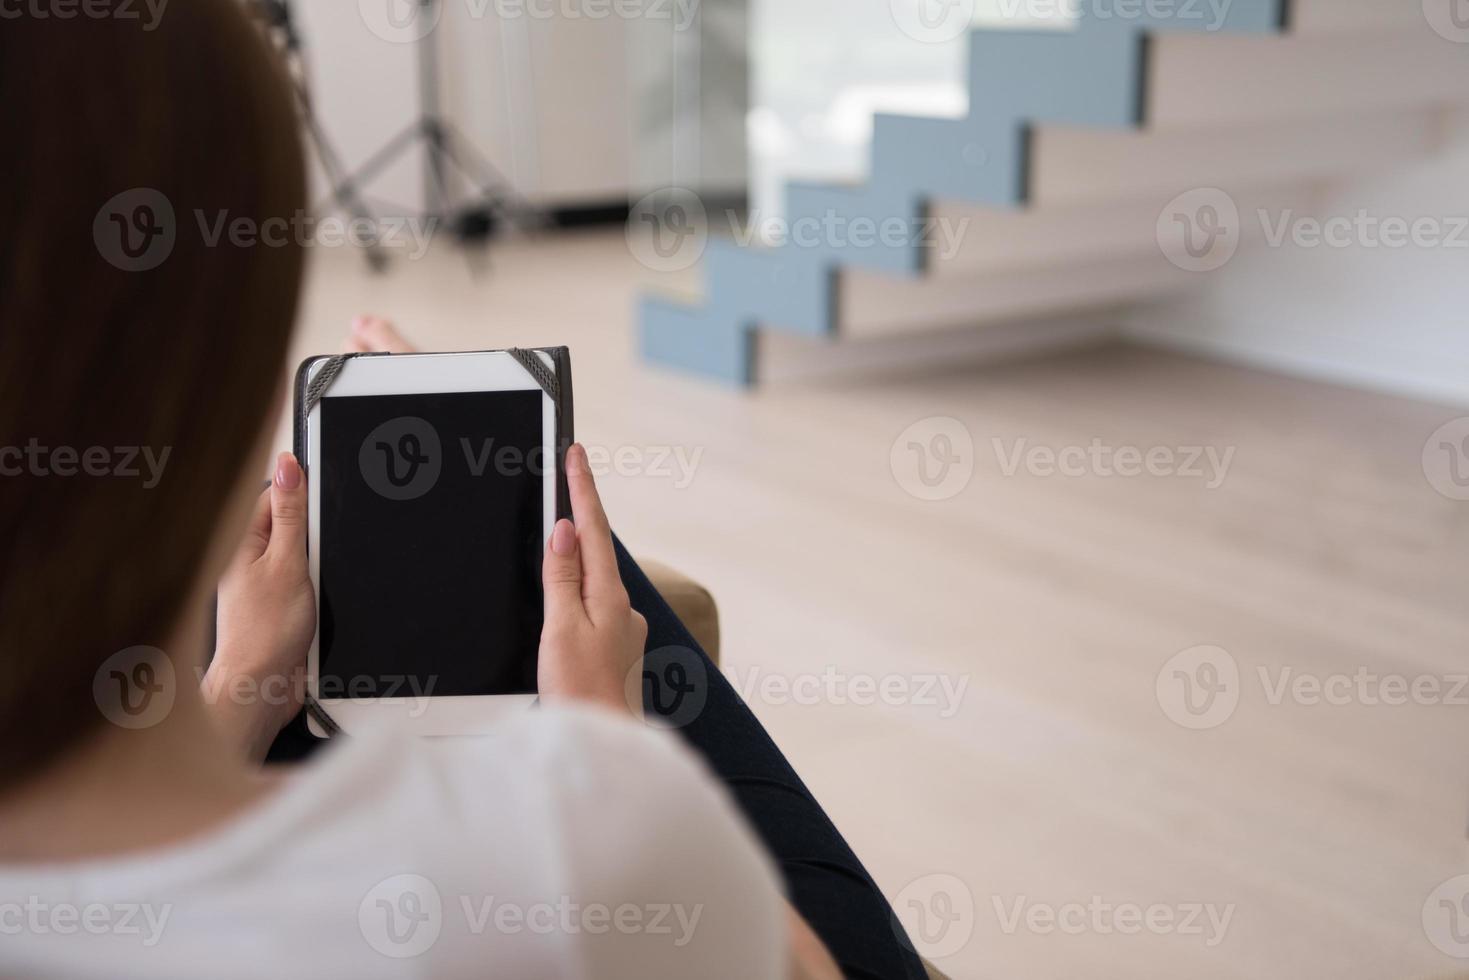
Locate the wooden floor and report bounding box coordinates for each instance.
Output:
[290,231,1469,979]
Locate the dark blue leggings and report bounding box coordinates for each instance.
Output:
[615,540,927,980]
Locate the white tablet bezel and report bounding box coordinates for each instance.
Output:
[303,351,556,737]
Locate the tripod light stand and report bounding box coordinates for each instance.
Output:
[253,0,539,271]
[339,0,540,249]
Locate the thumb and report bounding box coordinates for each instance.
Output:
[266,452,307,560]
[542,519,585,620]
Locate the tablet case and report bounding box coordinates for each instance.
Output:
[292,346,575,522]
[272,347,575,749]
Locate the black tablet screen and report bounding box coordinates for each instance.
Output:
[317,390,543,698]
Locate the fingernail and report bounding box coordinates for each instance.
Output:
[275,453,301,489]
[567,443,586,474]
[551,518,576,556]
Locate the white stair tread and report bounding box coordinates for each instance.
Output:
[1288,0,1435,35]
[929,182,1313,276]
[839,255,1195,339]
[1031,106,1441,206]
[1149,28,1469,127]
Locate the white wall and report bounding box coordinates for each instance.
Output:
[1124,119,1469,408]
[289,2,745,213]
[293,4,424,211]
[748,0,1074,220]
[747,0,966,220]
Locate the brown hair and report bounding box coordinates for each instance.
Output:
[0,1,306,785]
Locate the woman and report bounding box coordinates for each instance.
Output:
[0,4,925,978]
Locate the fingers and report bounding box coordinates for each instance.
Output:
[266,452,307,562]
[542,518,587,624]
[236,484,273,566]
[564,444,623,606]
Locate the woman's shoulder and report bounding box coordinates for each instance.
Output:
[0,707,785,980]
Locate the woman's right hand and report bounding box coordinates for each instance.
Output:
[537,443,648,716]
[541,446,843,980]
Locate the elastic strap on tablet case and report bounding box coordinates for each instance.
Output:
[505,348,561,404]
[298,348,560,738]
[303,349,559,412]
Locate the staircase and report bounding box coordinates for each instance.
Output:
[637,0,1465,385]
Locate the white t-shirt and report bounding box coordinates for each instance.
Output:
[0,707,786,980]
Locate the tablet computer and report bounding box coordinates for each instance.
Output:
[293,348,572,737]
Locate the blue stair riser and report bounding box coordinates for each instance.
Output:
[640,0,1288,383]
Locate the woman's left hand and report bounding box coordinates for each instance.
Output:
[204,452,317,761]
